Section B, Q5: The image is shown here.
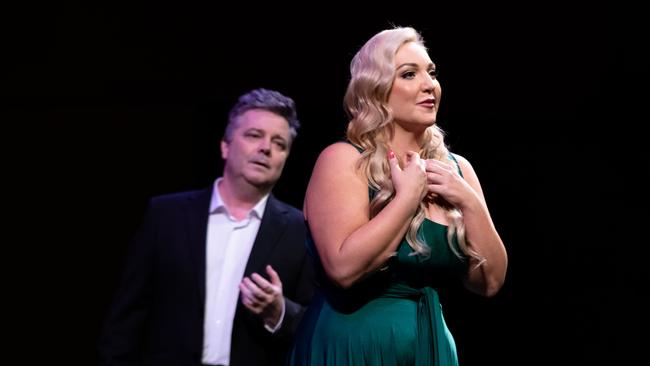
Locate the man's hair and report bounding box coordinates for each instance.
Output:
[224,88,300,143]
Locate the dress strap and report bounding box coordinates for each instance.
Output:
[447,153,464,178]
[343,139,364,154]
[343,141,379,201]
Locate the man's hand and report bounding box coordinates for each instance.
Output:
[239,265,284,329]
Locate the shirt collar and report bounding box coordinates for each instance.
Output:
[209,178,269,220]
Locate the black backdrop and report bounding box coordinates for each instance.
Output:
[8,2,649,365]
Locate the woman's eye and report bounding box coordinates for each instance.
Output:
[401,71,416,79]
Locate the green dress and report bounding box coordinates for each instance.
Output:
[289,156,467,366]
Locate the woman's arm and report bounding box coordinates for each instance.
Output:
[304,143,427,288]
[425,155,508,296]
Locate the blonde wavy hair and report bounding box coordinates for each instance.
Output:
[344,27,483,264]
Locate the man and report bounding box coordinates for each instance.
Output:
[98,88,314,366]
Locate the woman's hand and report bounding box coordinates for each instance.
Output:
[389,150,428,206]
[424,158,477,209]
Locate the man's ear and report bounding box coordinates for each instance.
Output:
[220,139,229,160]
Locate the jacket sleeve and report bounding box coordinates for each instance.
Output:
[275,216,315,340]
[278,250,314,338]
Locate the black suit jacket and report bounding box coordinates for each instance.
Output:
[98,187,314,366]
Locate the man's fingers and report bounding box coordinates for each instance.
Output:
[251,272,280,295]
[239,283,255,306]
[266,265,281,287]
[243,277,270,301]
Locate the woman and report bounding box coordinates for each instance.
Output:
[289,27,508,365]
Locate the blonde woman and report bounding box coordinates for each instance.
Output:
[288,27,507,365]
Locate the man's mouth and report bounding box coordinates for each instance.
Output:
[250,160,270,168]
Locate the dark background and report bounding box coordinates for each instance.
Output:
[7,2,649,365]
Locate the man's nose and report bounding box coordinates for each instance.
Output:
[258,139,272,155]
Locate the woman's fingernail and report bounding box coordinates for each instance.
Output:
[388,150,395,159]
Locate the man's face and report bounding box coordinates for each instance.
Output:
[221,109,291,190]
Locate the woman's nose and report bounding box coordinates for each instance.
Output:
[421,74,435,93]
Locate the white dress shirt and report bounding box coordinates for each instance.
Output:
[202,179,269,366]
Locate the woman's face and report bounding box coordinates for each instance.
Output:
[387,42,441,131]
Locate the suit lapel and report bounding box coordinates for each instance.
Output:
[185,187,212,304]
[243,195,288,277]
